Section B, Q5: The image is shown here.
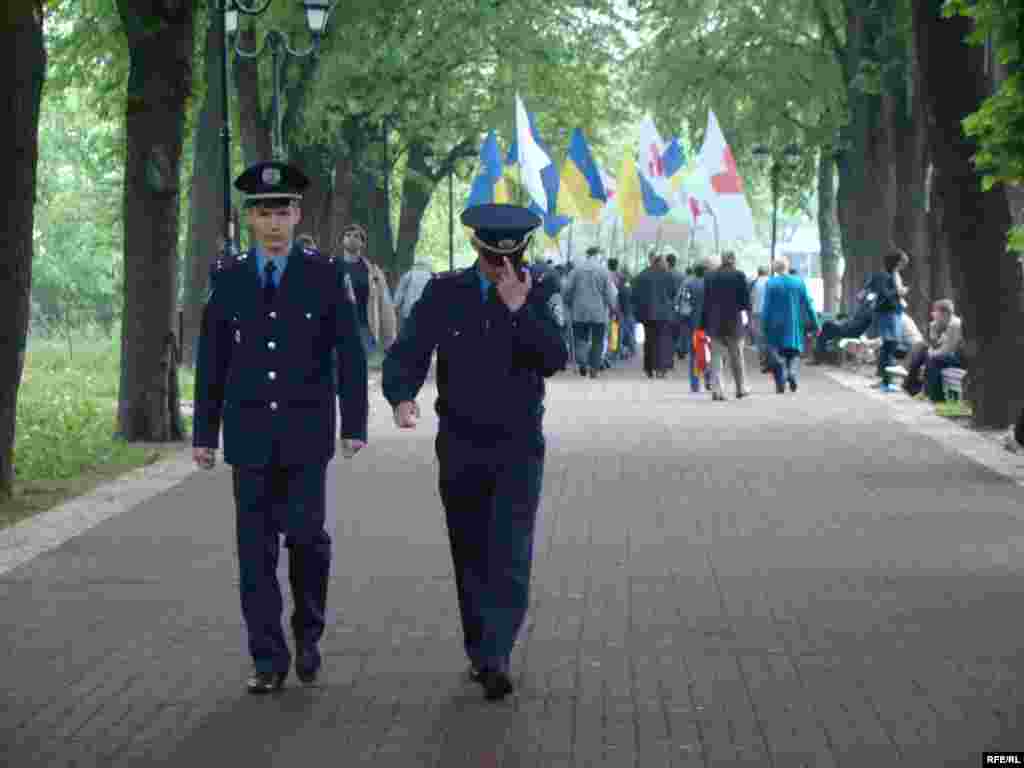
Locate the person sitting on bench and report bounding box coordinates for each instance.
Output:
[903,300,946,395]
[919,299,963,402]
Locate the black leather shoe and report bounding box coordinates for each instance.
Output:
[246,668,287,694]
[467,665,484,684]
[788,378,798,392]
[296,647,321,684]
[480,668,514,701]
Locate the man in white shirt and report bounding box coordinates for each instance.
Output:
[393,261,435,330]
[749,266,770,370]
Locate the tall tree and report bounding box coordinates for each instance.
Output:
[0,0,46,498]
[116,0,195,441]
[911,0,1021,428]
[182,11,226,368]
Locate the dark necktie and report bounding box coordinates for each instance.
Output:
[264,261,277,304]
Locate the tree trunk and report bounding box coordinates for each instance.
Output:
[817,149,840,314]
[115,0,194,442]
[291,141,333,251]
[836,147,890,312]
[912,0,1021,428]
[362,166,397,280]
[182,12,225,368]
[0,0,45,499]
[329,116,363,254]
[394,140,437,274]
[836,2,895,312]
[884,15,933,334]
[233,26,271,167]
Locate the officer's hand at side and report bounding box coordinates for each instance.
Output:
[394,400,419,429]
[496,257,531,313]
[193,447,216,470]
[341,439,365,459]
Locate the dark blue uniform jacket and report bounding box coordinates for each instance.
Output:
[193,244,368,466]
[382,264,568,443]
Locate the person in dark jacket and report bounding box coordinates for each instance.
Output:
[193,161,368,694]
[632,254,677,378]
[382,203,567,701]
[874,248,910,392]
[699,251,751,400]
[681,260,712,392]
[665,253,687,359]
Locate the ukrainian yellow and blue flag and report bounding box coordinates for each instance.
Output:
[559,128,608,224]
[466,130,509,207]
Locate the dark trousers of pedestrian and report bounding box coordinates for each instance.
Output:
[767,346,801,392]
[642,321,674,376]
[877,339,901,385]
[233,457,331,675]
[901,344,929,395]
[573,321,606,374]
[436,431,544,673]
[925,352,962,401]
[560,325,573,367]
[620,315,636,358]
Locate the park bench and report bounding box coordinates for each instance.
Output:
[942,367,968,401]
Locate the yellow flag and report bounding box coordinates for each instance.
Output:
[617,151,641,237]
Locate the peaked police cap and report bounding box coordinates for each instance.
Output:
[461,203,541,256]
[235,161,309,206]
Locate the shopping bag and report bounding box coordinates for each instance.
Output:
[609,319,620,353]
[693,330,709,374]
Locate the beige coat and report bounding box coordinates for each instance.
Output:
[349,256,397,349]
[932,315,962,357]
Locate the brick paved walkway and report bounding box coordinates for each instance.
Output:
[3,358,1023,767]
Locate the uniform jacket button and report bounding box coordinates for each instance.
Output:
[269,401,278,411]
[267,341,276,350]
[267,371,276,380]
[269,311,277,319]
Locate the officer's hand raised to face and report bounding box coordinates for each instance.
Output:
[394,400,419,429]
[496,257,532,313]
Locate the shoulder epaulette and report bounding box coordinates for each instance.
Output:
[211,250,248,274]
[432,268,465,280]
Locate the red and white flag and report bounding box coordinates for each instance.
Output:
[694,110,756,243]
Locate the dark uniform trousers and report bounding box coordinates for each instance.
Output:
[232,453,330,675]
[436,430,543,673]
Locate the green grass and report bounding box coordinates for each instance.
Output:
[2,335,191,529]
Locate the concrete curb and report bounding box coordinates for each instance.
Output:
[0,373,383,577]
[821,367,1024,488]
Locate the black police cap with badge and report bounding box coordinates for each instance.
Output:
[461,203,542,271]
[460,203,564,324]
[234,160,309,207]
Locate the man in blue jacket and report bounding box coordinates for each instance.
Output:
[193,161,368,694]
[382,203,568,700]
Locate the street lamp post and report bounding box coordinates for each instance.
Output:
[752,143,801,269]
[228,1,334,160]
[214,0,333,255]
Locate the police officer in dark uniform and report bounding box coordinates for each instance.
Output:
[382,203,568,700]
[193,160,368,694]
